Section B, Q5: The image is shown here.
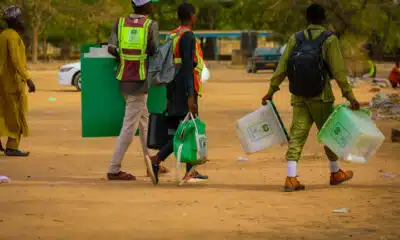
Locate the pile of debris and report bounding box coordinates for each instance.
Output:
[347,77,392,90]
[347,76,360,87]
[369,93,400,121]
[371,78,392,88]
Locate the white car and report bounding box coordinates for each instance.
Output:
[57,61,210,91]
[58,62,81,91]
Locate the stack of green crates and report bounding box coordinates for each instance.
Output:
[80,44,166,138]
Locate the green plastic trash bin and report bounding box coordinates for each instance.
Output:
[81,44,126,137]
[81,44,167,138]
[147,85,166,114]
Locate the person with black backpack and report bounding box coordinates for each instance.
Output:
[261,4,361,192]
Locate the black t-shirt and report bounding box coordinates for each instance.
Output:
[167,31,198,116]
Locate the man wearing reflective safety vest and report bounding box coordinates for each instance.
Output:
[146,3,208,185]
[106,0,165,181]
[170,30,205,98]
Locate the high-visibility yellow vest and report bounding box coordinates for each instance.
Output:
[117,16,152,81]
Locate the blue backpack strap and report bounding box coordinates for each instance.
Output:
[315,31,334,78]
[314,30,333,48]
[295,31,306,45]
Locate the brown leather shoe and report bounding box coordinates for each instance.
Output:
[283,177,305,192]
[330,169,354,185]
[107,171,136,181]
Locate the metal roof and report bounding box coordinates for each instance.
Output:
[159,30,272,38]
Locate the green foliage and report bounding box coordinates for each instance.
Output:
[1,0,398,59]
[222,0,400,58]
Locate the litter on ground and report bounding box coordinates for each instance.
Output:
[368,93,400,121]
[0,176,12,183]
[332,208,350,213]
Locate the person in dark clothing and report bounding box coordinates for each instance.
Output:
[145,2,208,185]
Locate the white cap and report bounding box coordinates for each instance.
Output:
[132,0,151,6]
[3,6,22,20]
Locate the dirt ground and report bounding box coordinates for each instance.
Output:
[0,62,399,240]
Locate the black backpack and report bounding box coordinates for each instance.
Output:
[287,29,332,97]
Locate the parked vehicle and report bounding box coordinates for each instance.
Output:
[58,62,81,91]
[247,48,281,73]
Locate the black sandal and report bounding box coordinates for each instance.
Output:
[5,149,30,157]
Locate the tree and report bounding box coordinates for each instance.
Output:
[224,0,400,60]
[82,0,125,43]
[3,0,399,61]
[22,0,56,63]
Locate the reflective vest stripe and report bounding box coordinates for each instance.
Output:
[119,55,148,60]
[117,17,125,80]
[194,40,204,95]
[195,40,204,72]
[139,19,151,80]
[172,31,183,65]
[174,58,182,64]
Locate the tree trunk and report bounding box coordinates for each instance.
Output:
[198,7,217,30]
[42,38,48,61]
[208,8,217,30]
[96,24,101,44]
[372,45,384,60]
[61,40,71,60]
[31,27,39,63]
[378,10,393,61]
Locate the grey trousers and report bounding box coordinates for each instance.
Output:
[108,94,150,174]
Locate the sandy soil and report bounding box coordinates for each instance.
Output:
[0,62,399,240]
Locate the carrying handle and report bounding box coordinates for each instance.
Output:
[267,100,290,141]
[341,103,371,116]
[175,144,183,181]
[179,112,199,139]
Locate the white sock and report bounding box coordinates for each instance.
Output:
[287,161,297,177]
[329,161,340,173]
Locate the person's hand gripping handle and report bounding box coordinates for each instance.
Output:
[350,100,360,111]
[188,96,197,114]
[261,94,272,105]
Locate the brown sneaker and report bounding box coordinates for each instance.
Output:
[330,169,354,185]
[283,177,305,192]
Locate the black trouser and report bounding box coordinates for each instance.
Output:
[156,115,193,172]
